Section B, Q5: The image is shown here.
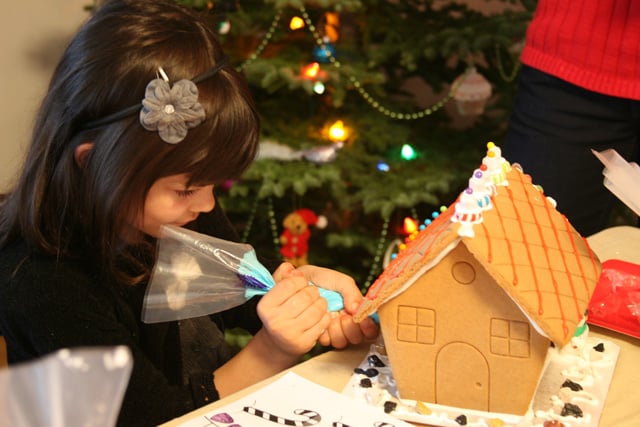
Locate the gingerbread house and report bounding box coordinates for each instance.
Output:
[354,144,601,415]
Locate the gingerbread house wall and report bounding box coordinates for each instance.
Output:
[377,243,550,415]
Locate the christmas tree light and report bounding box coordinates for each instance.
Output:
[289,16,304,30]
[301,62,320,79]
[328,120,347,143]
[400,144,417,161]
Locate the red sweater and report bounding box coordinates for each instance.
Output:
[521,0,640,100]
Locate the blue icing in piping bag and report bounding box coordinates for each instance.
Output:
[239,248,344,310]
[142,225,344,323]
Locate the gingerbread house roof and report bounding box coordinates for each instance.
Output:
[355,164,601,347]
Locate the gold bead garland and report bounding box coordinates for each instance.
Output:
[363,216,390,290]
[241,196,280,253]
[241,196,260,243]
[298,5,470,120]
[234,5,469,120]
[267,197,281,251]
[495,43,521,83]
[237,10,283,72]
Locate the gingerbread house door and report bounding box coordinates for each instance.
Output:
[435,342,489,410]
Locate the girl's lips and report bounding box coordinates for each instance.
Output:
[175,217,198,227]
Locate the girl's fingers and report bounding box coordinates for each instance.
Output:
[295,265,364,315]
[272,262,297,282]
[359,316,380,340]
[258,279,329,344]
[324,312,348,348]
[261,275,308,308]
[307,311,331,341]
[318,329,331,347]
[290,286,327,319]
[272,306,331,356]
[287,290,328,328]
[339,313,368,345]
[317,310,381,349]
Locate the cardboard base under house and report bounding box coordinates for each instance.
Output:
[343,328,619,427]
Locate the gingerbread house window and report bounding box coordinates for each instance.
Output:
[451,261,475,284]
[490,318,531,358]
[396,305,436,344]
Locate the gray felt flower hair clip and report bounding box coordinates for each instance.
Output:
[139,68,205,144]
[80,57,229,142]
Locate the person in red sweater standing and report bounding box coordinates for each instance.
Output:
[504,0,640,236]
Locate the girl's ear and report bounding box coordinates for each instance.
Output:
[74,142,94,166]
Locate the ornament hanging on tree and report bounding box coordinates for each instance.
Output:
[301,143,343,164]
[452,67,492,116]
[279,209,327,267]
[312,12,339,63]
[256,139,343,164]
[313,40,336,63]
[322,12,340,43]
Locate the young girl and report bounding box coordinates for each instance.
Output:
[0,1,378,425]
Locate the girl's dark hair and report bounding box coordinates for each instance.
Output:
[0,0,260,284]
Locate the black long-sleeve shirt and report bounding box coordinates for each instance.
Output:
[0,204,274,426]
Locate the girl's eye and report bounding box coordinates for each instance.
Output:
[175,189,196,198]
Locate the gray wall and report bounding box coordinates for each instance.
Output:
[1,1,89,191]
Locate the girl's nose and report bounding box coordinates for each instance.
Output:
[192,185,215,213]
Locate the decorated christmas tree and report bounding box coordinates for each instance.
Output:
[177,0,535,289]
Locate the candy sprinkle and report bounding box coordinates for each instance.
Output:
[415,401,432,415]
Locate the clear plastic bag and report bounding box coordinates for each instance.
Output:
[0,346,132,427]
[142,225,344,323]
[592,148,640,216]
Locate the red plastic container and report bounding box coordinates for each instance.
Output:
[588,259,640,338]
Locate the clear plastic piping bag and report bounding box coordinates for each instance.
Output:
[592,148,640,216]
[0,346,132,427]
[142,225,344,323]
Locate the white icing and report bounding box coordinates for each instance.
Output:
[342,326,620,427]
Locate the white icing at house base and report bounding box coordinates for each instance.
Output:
[343,327,619,427]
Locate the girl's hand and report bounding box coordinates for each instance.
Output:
[296,264,379,349]
[256,264,331,359]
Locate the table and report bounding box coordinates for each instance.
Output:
[161,226,640,427]
[161,327,638,427]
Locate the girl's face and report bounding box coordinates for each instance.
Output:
[139,174,215,237]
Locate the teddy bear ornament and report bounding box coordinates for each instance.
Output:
[279,208,327,267]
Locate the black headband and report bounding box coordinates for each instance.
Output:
[81,56,229,131]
